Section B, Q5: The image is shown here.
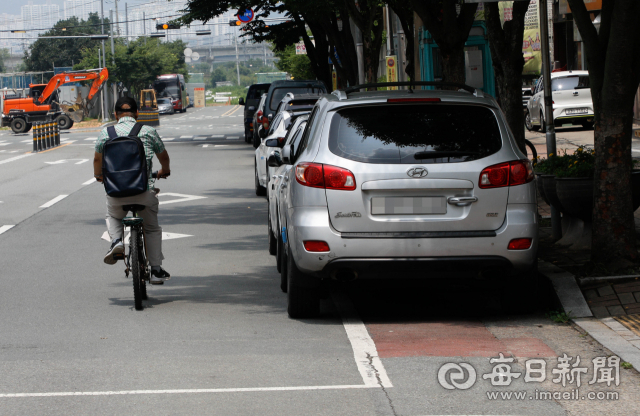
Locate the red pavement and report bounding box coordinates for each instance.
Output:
[367,321,556,358]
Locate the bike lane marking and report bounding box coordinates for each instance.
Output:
[0,225,15,235]
[40,195,68,208]
[0,153,34,165]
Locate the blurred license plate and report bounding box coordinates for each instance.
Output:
[371,197,447,215]
[566,108,588,115]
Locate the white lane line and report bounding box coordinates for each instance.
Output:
[226,136,239,140]
[40,195,68,208]
[83,178,96,185]
[193,137,207,141]
[163,138,175,141]
[202,144,209,148]
[332,293,393,388]
[0,153,34,165]
[84,137,97,141]
[213,145,228,147]
[0,143,10,146]
[0,225,15,236]
[75,159,90,164]
[0,384,375,398]
[210,135,224,138]
[21,139,32,143]
[179,135,192,139]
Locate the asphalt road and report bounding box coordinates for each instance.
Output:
[1,105,638,415]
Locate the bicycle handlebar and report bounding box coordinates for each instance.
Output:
[152,171,170,179]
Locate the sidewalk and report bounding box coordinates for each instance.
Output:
[536,179,640,370]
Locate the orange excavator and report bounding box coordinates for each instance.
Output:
[1,68,108,134]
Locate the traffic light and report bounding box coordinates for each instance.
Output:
[156,23,180,30]
[228,20,242,26]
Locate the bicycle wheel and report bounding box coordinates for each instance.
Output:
[524,139,537,166]
[139,234,148,300]
[131,228,143,311]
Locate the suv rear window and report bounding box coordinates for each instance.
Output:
[552,76,589,91]
[328,104,502,164]
[270,87,325,110]
[247,85,269,100]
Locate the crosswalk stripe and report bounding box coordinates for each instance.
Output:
[179,135,192,139]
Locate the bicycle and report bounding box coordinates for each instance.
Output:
[113,171,169,311]
[524,139,538,166]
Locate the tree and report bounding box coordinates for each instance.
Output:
[387,0,416,81]
[0,48,9,73]
[211,68,227,84]
[75,38,188,97]
[485,1,531,153]
[410,0,478,84]
[566,0,640,264]
[344,0,384,84]
[24,13,107,75]
[273,44,315,80]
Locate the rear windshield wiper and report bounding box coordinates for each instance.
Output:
[414,151,480,160]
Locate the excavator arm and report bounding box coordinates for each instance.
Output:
[37,68,109,104]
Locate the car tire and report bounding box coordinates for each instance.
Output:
[287,246,320,318]
[10,118,28,134]
[268,205,277,256]
[276,226,283,274]
[279,238,287,293]
[255,161,266,196]
[56,114,72,130]
[500,260,539,314]
[525,110,539,132]
[581,121,594,130]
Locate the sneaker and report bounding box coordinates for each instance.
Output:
[104,239,124,265]
[150,267,170,285]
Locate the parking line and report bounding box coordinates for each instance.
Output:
[82,178,96,185]
[0,153,34,165]
[40,195,68,208]
[0,225,15,236]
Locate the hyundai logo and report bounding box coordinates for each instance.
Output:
[407,167,428,178]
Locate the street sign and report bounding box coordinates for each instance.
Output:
[237,9,254,23]
[386,56,398,90]
[295,41,306,55]
[184,48,193,57]
[191,52,200,61]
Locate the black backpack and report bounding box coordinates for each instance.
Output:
[102,123,148,198]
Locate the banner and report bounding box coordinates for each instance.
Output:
[385,56,398,90]
[499,1,541,75]
[194,87,205,108]
[559,0,602,15]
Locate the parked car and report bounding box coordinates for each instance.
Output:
[275,82,538,318]
[266,115,310,292]
[525,71,594,131]
[522,87,532,108]
[157,98,175,115]
[239,83,270,143]
[254,94,321,196]
[187,93,194,108]
[251,93,268,146]
[260,80,327,133]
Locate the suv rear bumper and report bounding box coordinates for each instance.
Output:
[287,204,538,278]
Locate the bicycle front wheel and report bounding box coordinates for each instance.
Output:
[131,228,143,311]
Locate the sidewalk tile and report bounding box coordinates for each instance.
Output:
[614,283,640,293]
[619,293,636,305]
[597,285,615,296]
[591,306,610,318]
[589,299,621,308]
[583,289,599,300]
[607,305,626,316]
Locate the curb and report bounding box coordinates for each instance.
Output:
[538,259,640,369]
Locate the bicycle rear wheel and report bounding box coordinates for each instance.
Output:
[131,228,144,311]
[139,234,148,300]
[524,139,537,166]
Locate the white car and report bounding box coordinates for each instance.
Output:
[525,71,594,131]
[254,111,292,197]
[266,115,309,292]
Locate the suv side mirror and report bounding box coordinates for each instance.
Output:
[265,138,279,147]
[268,151,283,167]
[282,145,293,164]
[268,113,273,121]
[238,97,245,105]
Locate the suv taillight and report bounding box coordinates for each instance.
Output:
[295,163,356,191]
[479,160,534,189]
[256,110,263,122]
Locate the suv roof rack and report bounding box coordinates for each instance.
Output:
[333,81,483,100]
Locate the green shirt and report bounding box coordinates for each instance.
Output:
[95,117,165,190]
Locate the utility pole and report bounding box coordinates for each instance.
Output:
[114,0,121,36]
[100,0,108,122]
[142,11,146,45]
[234,35,240,86]
[539,0,560,239]
[125,3,129,45]
[99,48,104,121]
[110,10,117,103]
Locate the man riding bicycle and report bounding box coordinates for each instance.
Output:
[93,96,171,284]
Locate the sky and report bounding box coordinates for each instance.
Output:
[5,0,168,17]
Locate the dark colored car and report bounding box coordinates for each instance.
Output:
[251,93,268,145]
[260,80,327,134]
[239,83,270,142]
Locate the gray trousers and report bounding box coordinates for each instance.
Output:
[106,190,164,266]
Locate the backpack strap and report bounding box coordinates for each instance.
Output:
[106,126,118,139]
[128,122,144,138]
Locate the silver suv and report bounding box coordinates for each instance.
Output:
[278,82,538,318]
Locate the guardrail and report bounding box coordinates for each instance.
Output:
[32,120,60,152]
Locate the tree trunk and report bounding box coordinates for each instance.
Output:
[485,1,530,154]
[439,45,466,85]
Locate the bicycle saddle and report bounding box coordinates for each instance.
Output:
[123,204,146,212]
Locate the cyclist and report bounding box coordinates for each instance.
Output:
[93,96,171,284]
